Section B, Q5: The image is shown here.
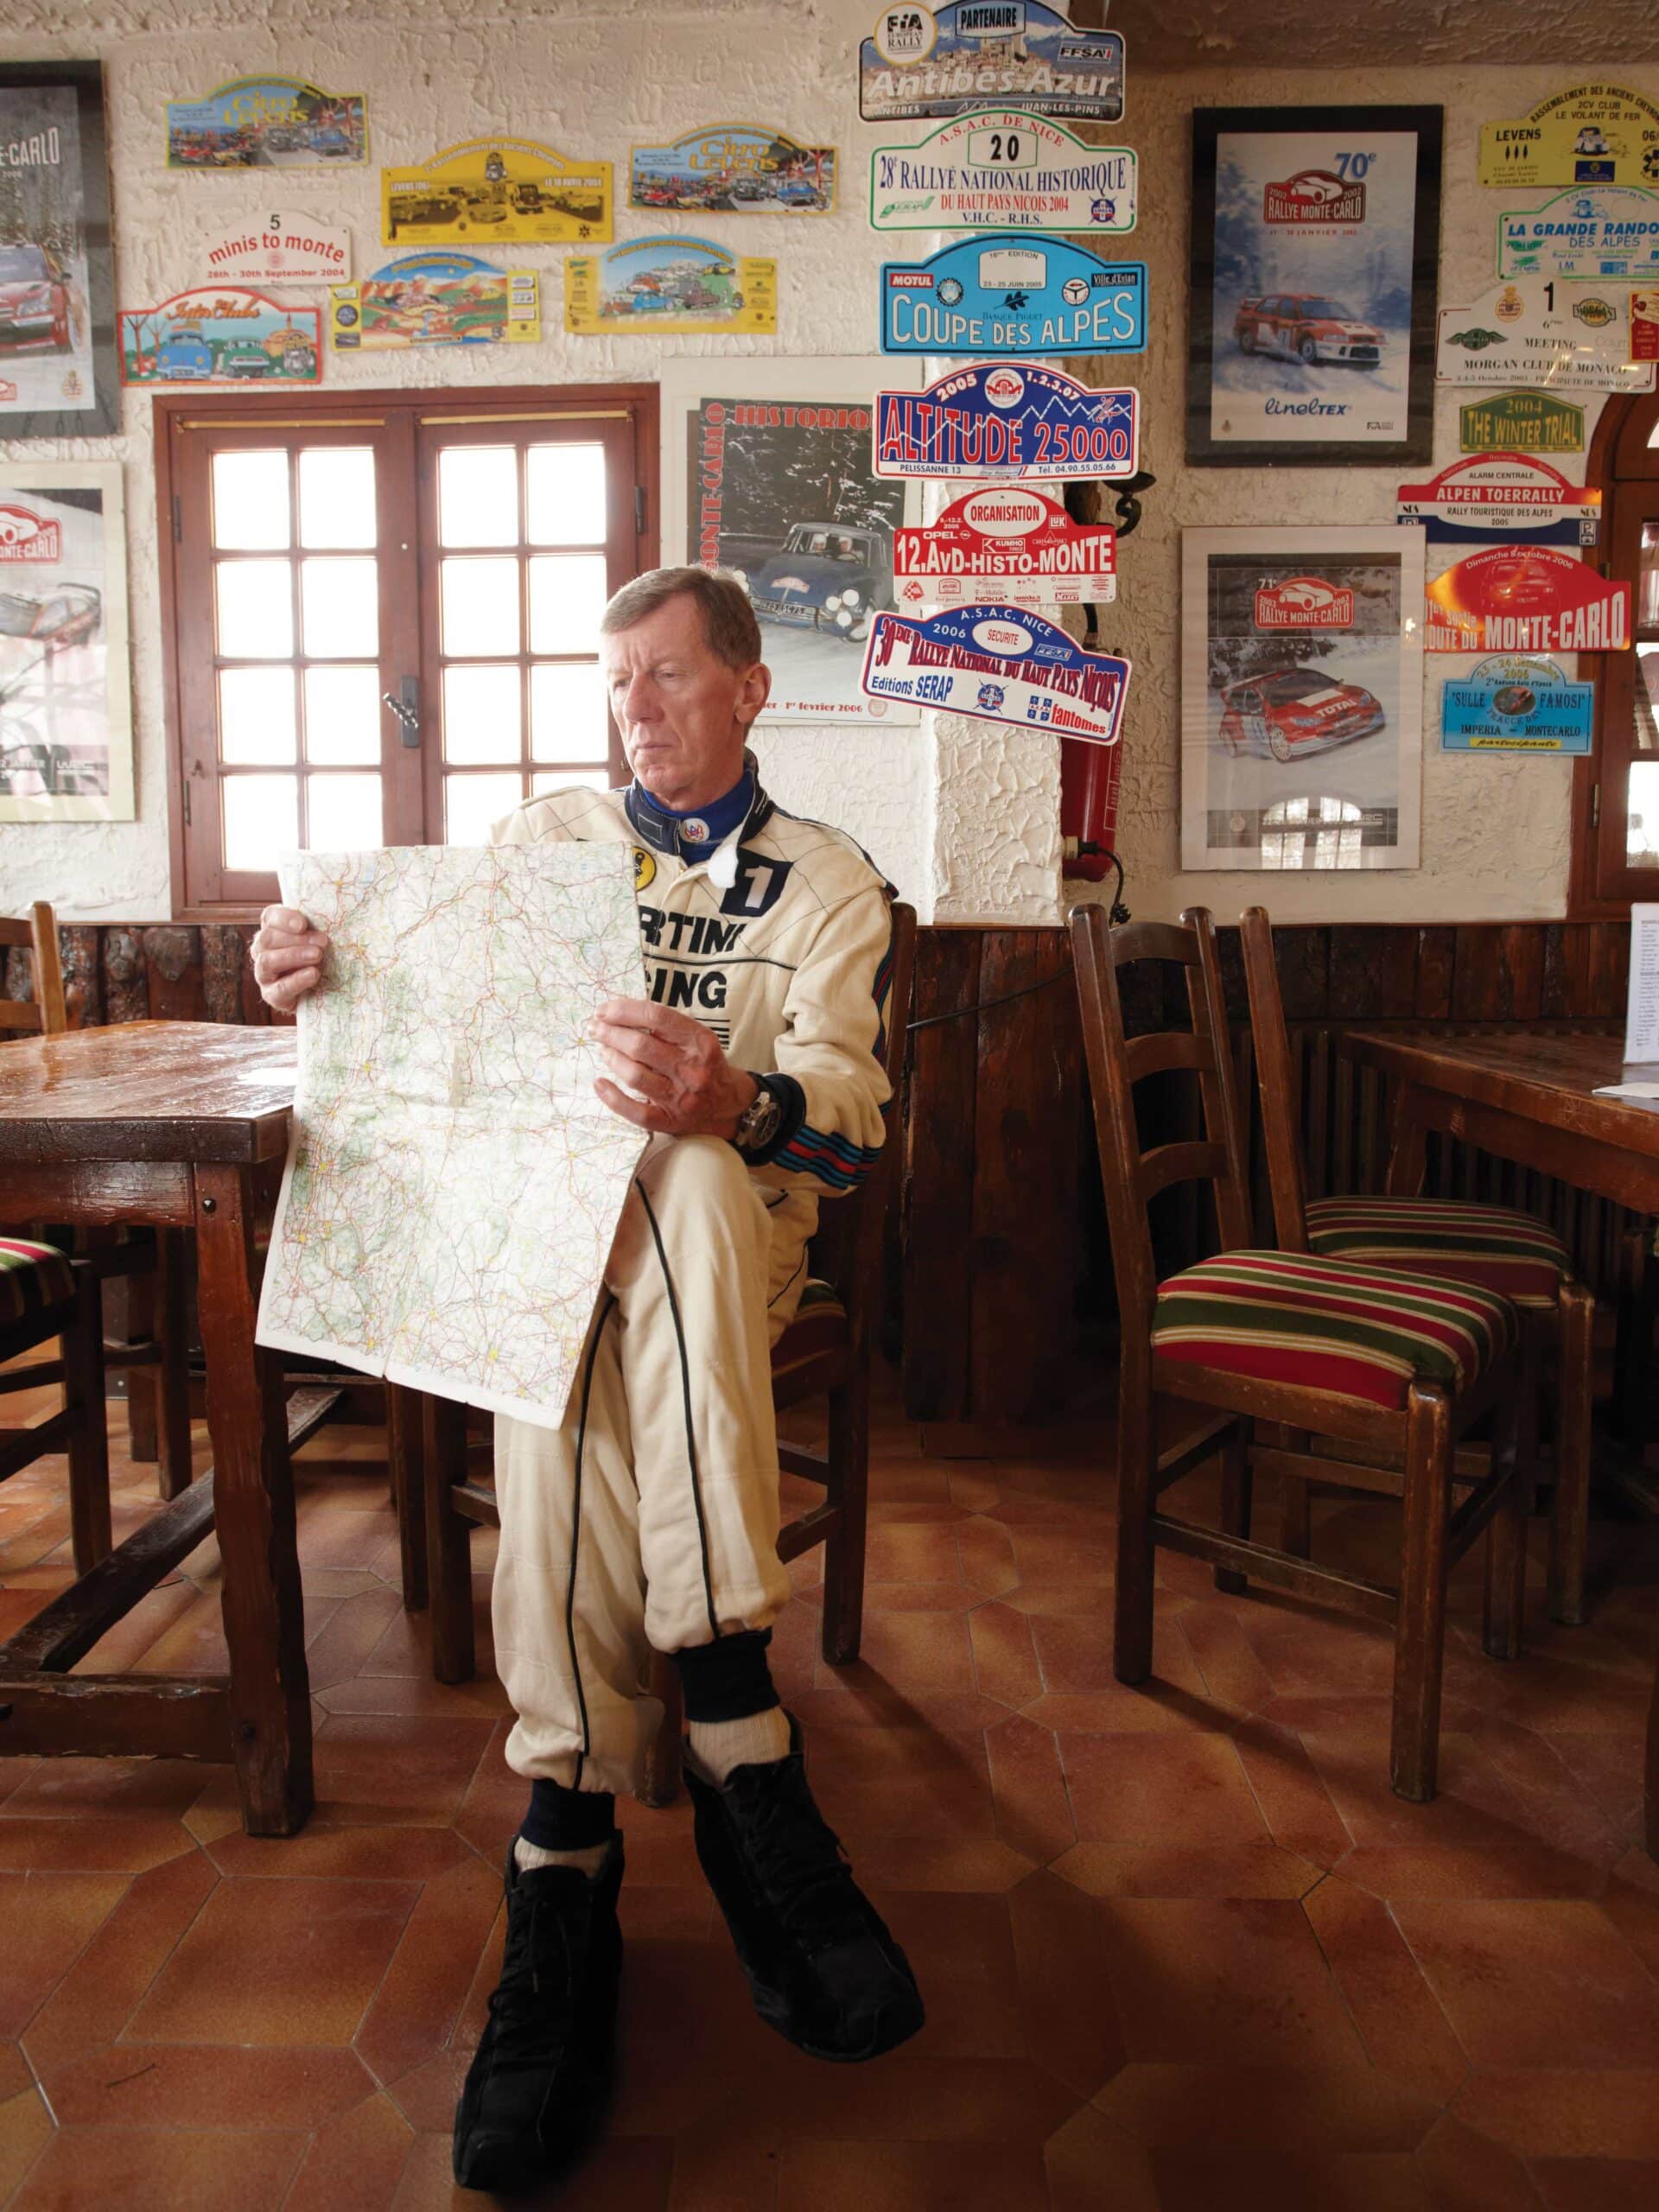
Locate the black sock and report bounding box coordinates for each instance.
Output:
[674,1627,780,1722]
[519,1777,616,1853]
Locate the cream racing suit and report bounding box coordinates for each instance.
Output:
[486,764,895,1798]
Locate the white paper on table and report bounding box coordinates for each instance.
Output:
[1592,1075,1659,1099]
[1624,904,1659,1065]
[256,843,647,1432]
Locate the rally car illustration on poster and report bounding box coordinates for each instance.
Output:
[1217,667,1387,760]
[732,522,893,644]
[0,244,86,355]
[1234,292,1383,367]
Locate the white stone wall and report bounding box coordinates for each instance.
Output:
[0,4,1653,926]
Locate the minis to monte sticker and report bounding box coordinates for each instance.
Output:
[859,4,1126,125]
[860,602,1130,746]
[880,233,1144,356]
[870,109,1135,232]
[873,362,1139,481]
[893,486,1116,609]
[197,211,350,286]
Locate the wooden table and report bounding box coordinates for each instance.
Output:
[0,1020,311,1834]
[1344,1027,1659,1859]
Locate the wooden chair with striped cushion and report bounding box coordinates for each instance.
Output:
[1072,903,1538,1803]
[1239,906,1593,1627]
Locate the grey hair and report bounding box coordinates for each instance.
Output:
[599,565,762,671]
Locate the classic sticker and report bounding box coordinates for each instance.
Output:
[861,601,1130,744]
[1425,546,1631,652]
[1436,280,1656,393]
[164,75,367,168]
[1395,453,1600,545]
[1459,390,1585,452]
[1440,655,1594,752]
[1497,184,1659,281]
[870,108,1135,232]
[628,124,835,212]
[893,486,1116,608]
[197,210,350,285]
[565,237,776,335]
[859,3,1126,125]
[880,234,1145,356]
[328,255,538,352]
[118,286,321,385]
[1478,82,1659,190]
[873,361,1139,481]
[382,136,612,245]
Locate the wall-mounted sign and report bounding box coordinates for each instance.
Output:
[1426,546,1630,653]
[1436,280,1656,392]
[1497,185,1659,282]
[118,286,321,385]
[880,234,1144,356]
[1440,656,1594,752]
[859,4,1126,125]
[893,486,1116,609]
[565,237,775,335]
[1478,84,1659,190]
[0,60,118,440]
[383,136,611,245]
[329,255,537,352]
[1395,453,1600,545]
[861,602,1130,744]
[628,124,835,213]
[165,76,367,168]
[873,361,1139,481]
[1459,389,1585,452]
[198,210,350,285]
[870,109,1135,232]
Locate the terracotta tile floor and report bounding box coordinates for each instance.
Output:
[0,1371,1656,2209]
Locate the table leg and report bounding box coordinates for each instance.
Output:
[1384,1089,1430,1198]
[194,1162,312,1835]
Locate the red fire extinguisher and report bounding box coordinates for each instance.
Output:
[1059,474,1151,899]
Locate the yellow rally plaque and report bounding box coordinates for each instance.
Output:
[1478,81,1659,190]
[381,135,612,246]
[564,237,777,336]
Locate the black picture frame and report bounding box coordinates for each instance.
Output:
[0,60,118,441]
[1186,105,1442,469]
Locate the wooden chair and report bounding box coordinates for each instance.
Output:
[1,904,193,1501]
[0,1235,111,1575]
[1072,903,1536,1802]
[1239,906,1594,1627]
[413,903,919,1797]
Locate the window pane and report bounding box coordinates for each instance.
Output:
[530,661,607,760]
[445,770,522,843]
[303,665,381,763]
[531,769,609,796]
[219,666,296,764]
[439,444,518,548]
[301,556,379,658]
[212,449,289,551]
[305,772,384,849]
[442,556,521,656]
[1630,760,1659,867]
[223,772,298,871]
[215,559,294,658]
[528,554,607,654]
[527,443,607,544]
[443,664,522,763]
[298,446,376,550]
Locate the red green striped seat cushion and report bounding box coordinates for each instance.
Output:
[1305,1197,1569,1311]
[771,1279,846,1380]
[0,1235,75,1330]
[1152,1249,1517,1412]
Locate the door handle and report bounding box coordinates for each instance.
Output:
[382,677,420,747]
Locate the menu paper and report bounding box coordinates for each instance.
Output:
[1623,904,1659,1065]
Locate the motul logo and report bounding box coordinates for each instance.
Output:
[1263,168,1365,224]
[0,505,60,561]
[1254,575,1353,628]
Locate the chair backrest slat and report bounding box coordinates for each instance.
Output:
[1124,1029,1209,1083]
[0,902,66,1038]
[1109,918,1198,969]
[1138,1140,1232,1207]
[1238,906,1311,1252]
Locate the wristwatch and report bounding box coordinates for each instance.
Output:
[732,1079,784,1155]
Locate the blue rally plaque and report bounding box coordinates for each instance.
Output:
[880,232,1145,356]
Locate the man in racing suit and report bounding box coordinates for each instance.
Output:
[250,567,923,2194]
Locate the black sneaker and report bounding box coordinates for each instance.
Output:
[452,1835,624,2192]
[684,1717,924,2063]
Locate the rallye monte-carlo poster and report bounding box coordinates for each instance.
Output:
[1180,526,1424,873]
[0,69,107,436]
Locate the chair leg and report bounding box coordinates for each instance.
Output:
[1214,1421,1251,1595]
[154,1229,194,1501]
[1391,1383,1453,1804]
[1483,1328,1536,1663]
[1612,1224,1655,1442]
[124,1261,159,1465]
[387,1383,429,1612]
[1550,1281,1594,1629]
[1280,1459,1313,1560]
[820,1374,869,1666]
[1113,1360,1156,1684]
[423,1394,475,1683]
[641,1651,683,1809]
[63,1270,111,1576]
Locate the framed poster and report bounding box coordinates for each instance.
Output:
[1180,527,1424,873]
[1186,105,1442,468]
[0,61,117,440]
[660,357,924,727]
[0,461,133,823]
